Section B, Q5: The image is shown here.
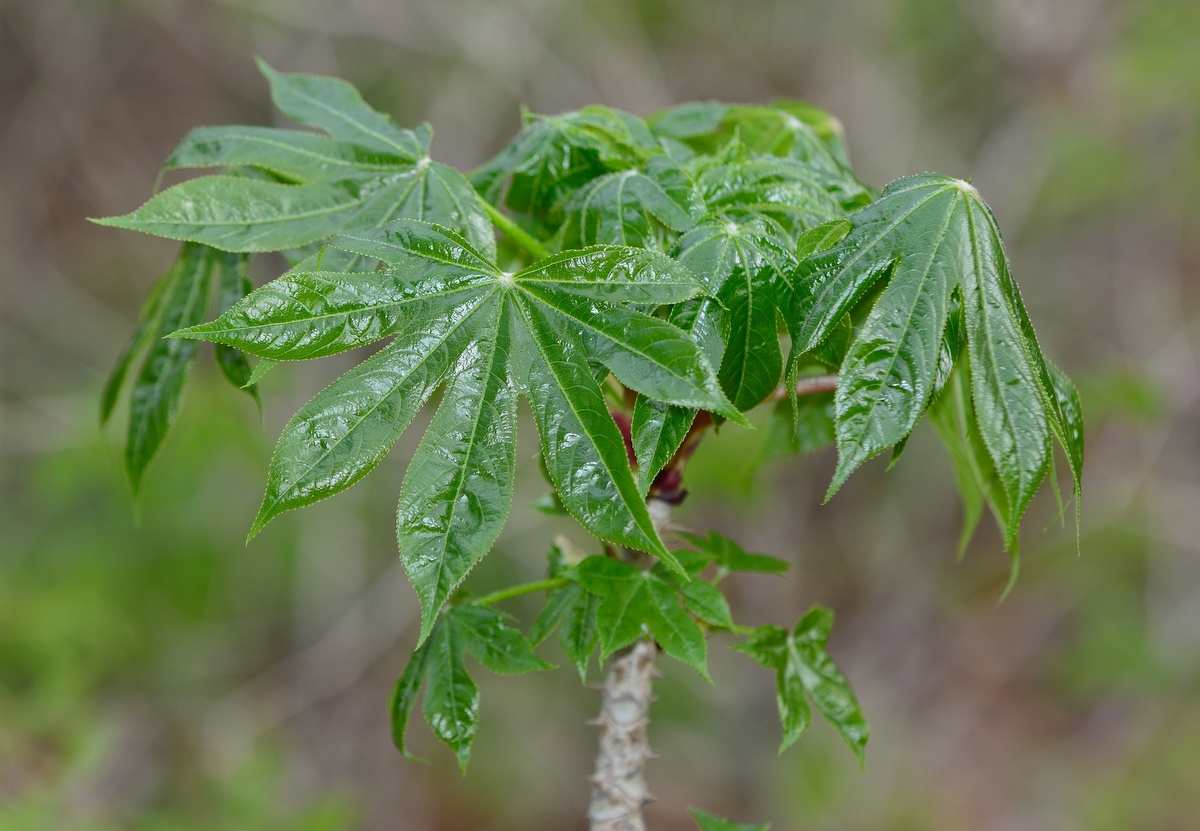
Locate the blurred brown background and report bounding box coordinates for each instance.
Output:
[2,0,1198,829]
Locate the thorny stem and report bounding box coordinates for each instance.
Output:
[471,577,570,607]
[588,639,659,831]
[587,501,674,831]
[482,201,551,260]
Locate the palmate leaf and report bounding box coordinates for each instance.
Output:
[471,106,659,225]
[558,156,704,250]
[791,173,1081,547]
[570,555,715,678]
[174,219,743,641]
[675,214,798,411]
[651,103,869,208]
[389,603,551,770]
[734,607,868,763]
[94,61,494,261]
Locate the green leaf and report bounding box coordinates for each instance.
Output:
[388,636,432,761]
[397,300,519,642]
[175,256,493,362]
[790,174,1069,541]
[572,556,709,678]
[256,59,431,160]
[957,191,1052,544]
[100,268,172,425]
[677,530,790,575]
[180,220,734,630]
[248,292,490,537]
[165,125,417,182]
[688,807,770,831]
[511,301,679,571]
[734,607,868,762]
[696,156,846,238]
[97,160,495,261]
[95,176,374,252]
[929,365,1007,554]
[395,604,550,770]
[471,106,656,223]
[125,243,218,493]
[530,581,602,680]
[558,157,701,249]
[675,214,797,411]
[210,250,261,410]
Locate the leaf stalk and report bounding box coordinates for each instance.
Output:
[482,201,551,260]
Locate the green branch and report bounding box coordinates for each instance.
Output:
[482,201,551,260]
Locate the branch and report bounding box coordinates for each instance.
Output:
[587,500,674,831]
[772,374,838,400]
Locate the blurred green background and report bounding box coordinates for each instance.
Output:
[2,0,1198,829]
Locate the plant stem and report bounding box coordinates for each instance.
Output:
[588,639,658,831]
[472,577,569,607]
[771,374,839,401]
[482,201,551,260]
[588,500,673,831]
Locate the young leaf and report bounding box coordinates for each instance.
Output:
[571,556,710,678]
[734,607,868,763]
[125,243,218,493]
[677,530,790,576]
[471,106,658,222]
[100,269,171,425]
[530,581,602,680]
[688,807,770,831]
[558,156,702,249]
[390,603,551,770]
[674,214,798,411]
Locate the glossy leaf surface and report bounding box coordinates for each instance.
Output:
[389,603,550,769]
[124,243,217,493]
[571,556,711,678]
[177,220,736,638]
[734,607,868,762]
[790,174,1076,545]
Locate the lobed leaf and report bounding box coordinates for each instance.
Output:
[734,607,868,762]
[572,556,709,678]
[249,294,491,537]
